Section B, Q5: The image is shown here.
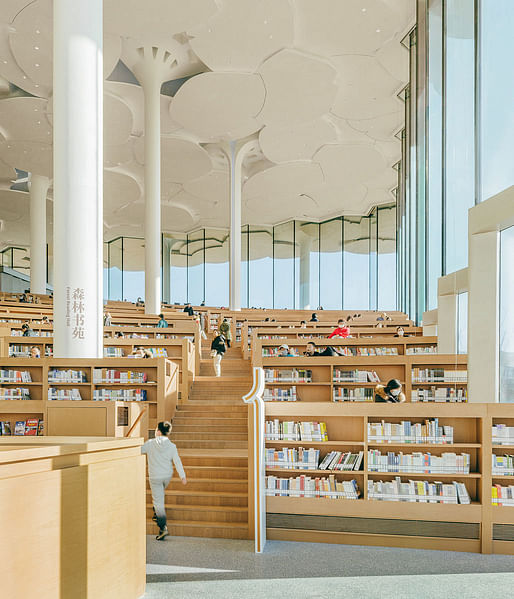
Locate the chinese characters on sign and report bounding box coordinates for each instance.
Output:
[66,287,86,339]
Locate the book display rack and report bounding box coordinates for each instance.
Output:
[258,402,514,554]
[256,352,467,404]
[0,357,178,439]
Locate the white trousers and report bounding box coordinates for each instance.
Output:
[213,353,222,377]
[149,476,171,529]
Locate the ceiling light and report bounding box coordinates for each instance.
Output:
[34,108,38,112]
[2,60,6,64]
[376,29,381,33]
[34,84,39,88]
[35,63,40,67]
[362,7,366,12]
[36,29,40,34]
[34,46,39,50]
[23,75,27,79]
[37,121,41,125]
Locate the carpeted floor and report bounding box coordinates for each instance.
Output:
[144,536,514,598]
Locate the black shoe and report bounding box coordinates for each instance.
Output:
[156,527,168,541]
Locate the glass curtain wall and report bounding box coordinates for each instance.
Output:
[398,0,477,322]
[105,208,397,309]
[477,0,514,203]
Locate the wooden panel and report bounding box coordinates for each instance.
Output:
[47,406,108,436]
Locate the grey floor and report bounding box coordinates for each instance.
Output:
[144,535,514,598]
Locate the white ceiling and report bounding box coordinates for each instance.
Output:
[0,0,414,250]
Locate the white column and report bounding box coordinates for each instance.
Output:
[142,68,161,315]
[298,235,311,310]
[29,173,49,294]
[229,141,242,311]
[53,0,103,358]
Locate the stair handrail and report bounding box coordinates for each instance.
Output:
[242,366,266,553]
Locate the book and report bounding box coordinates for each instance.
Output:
[24,418,39,436]
[14,420,26,435]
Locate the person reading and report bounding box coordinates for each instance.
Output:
[304,341,342,357]
[374,379,406,403]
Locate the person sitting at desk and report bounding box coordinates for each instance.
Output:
[157,314,168,328]
[304,341,342,357]
[374,379,406,403]
[394,326,410,337]
[21,322,35,336]
[310,313,319,322]
[277,344,294,357]
[328,319,350,339]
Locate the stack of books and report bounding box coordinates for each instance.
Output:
[354,347,398,356]
[262,348,300,357]
[145,348,168,357]
[48,388,82,401]
[318,451,364,471]
[264,369,312,383]
[0,418,43,436]
[263,386,297,401]
[412,368,467,383]
[368,450,470,473]
[492,454,514,475]
[333,387,374,402]
[266,475,359,499]
[368,478,471,504]
[412,387,467,402]
[93,389,147,401]
[48,369,87,383]
[93,369,148,384]
[492,484,514,506]
[265,420,328,442]
[0,388,31,400]
[333,369,380,383]
[368,419,454,444]
[265,447,319,470]
[0,369,32,383]
[492,425,514,446]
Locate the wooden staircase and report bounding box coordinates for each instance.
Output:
[146,337,253,539]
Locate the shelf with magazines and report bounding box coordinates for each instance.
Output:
[0,358,179,439]
[263,403,486,553]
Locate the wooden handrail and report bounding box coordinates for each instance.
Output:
[125,406,149,438]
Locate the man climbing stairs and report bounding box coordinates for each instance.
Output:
[146,334,254,539]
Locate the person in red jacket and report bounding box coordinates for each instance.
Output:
[328,319,350,339]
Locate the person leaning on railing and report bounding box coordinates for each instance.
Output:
[374,379,406,403]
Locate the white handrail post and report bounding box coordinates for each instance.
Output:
[243,366,266,553]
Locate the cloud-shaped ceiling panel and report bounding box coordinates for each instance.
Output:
[188,0,294,72]
[0,97,51,143]
[104,170,141,213]
[183,170,229,206]
[0,140,52,177]
[104,0,217,37]
[157,137,212,184]
[314,144,386,188]
[294,0,406,57]
[170,72,266,141]
[243,162,324,223]
[332,55,402,120]
[349,111,403,142]
[259,117,338,163]
[258,50,338,127]
[104,93,133,146]
[7,0,121,97]
[0,189,51,247]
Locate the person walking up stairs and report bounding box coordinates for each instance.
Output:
[146,332,253,539]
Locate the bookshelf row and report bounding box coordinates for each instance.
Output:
[258,354,467,403]
[0,358,179,439]
[257,403,514,554]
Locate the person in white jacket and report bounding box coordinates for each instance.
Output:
[141,421,187,540]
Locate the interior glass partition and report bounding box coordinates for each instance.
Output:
[187,230,205,306]
[108,237,123,301]
[204,229,229,307]
[122,238,145,303]
[343,216,370,310]
[319,219,343,310]
[500,226,514,403]
[248,226,273,308]
[273,222,295,309]
[377,204,397,310]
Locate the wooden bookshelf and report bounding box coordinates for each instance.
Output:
[255,352,467,404]
[264,402,484,552]
[242,324,424,359]
[0,357,178,439]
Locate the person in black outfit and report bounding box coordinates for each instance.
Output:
[310,313,318,322]
[210,332,226,377]
[303,341,342,357]
[374,379,406,403]
[183,303,194,316]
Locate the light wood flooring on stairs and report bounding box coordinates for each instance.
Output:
[146,336,253,539]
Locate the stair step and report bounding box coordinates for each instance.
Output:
[148,479,247,493]
[146,505,248,522]
[172,425,247,433]
[172,417,247,425]
[178,466,247,479]
[172,432,247,440]
[147,490,248,507]
[173,440,248,449]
